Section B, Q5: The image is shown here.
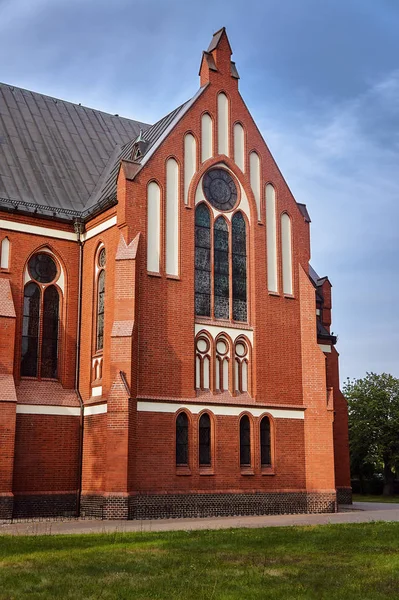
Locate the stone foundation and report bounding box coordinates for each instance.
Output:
[80,494,129,519]
[129,491,337,520]
[336,487,352,505]
[12,493,78,519]
[0,494,14,520]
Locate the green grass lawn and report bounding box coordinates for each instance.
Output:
[353,494,399,503]
[1,523,399,599]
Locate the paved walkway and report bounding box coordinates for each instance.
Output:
[1,502,399,536]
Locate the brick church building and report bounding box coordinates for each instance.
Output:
[0,29,351,520]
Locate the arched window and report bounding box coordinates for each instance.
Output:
[195,334,211,390]
[0,237,10,269]
[21,282,40,377]
[41,286,60,378]
[214,217,229,319]
[281,213,293,295]
[195,201,247,324]
[195,204,211,317]
[240,415,251,467]
[199,413,211,466]
[96,247,106,352]
[176,412,189,466]
[234,339,249,393]
[21,253,60,379]
[260,416,271,467]
[232,212,247,322]
[215,336,229,391]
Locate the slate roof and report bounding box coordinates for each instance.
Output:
[86,101,189,211]
[0,82,150,219]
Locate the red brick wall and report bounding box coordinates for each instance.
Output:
[81,414,107,493]
[0,219,79,388]
[0,403,16,494]
[327,348,351,489]
[13,414,79,493]
[132,411,306,493]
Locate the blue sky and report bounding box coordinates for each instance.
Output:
[1,0,398,382]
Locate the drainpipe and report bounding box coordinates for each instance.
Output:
[74,218,84,517]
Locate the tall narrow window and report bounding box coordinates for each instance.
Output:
[215,337,229,391]
[214,217,229,319]
[21,282,40,377]
[21,252,60,379]
[97,274,105,351]
[260,416,271,467]
[0,237,10,269]
[195,204,211,317]
[235,340,249,393]
[232,212,247,321]
[41,286,59,378]
[176,412,189,466]
[281,213,293,295]
[240,415,251,467]
[199,413,211,466]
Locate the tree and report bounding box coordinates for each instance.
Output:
[344,373,399,496]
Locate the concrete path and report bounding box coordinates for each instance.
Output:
[1,503,399,536]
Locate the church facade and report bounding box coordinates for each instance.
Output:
[0,29,351,520]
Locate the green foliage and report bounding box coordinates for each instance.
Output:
[344,373,399,493]
[1,524,399,599]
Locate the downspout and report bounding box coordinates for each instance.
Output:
[74,218,84,517]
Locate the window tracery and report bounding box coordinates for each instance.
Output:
[234,339,249,393]
[215,336,230,392]
[195,201,247,323]
[21,252,60,379]
[96,247,106,352]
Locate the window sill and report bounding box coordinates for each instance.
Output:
[166,275,181,281]
[240,468,254,476]
[199,467,214,475]
[261,467,275,476]
[176,466,191,476]
[268,291,280,297]
[147,271,162,278]
[283,294,295,300]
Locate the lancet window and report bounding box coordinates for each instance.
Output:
[195,202,247,322]
[21,253,60,379]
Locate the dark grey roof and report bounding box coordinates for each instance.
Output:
[207,27,229,53]
[317,320,336,344]
[297,202,311,223]
[0,82,150,218]
[309,264,328,288]
[87,101,190,210]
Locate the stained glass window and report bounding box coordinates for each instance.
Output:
[214,217,229,319]
[176,412,189,465]
[28,253,57,283]
[41,286,59,378]
[260,417,271,466]
[97,269,105,351]
[203,169,237,211]
[232,212,247,322]
[21,282,40,377]
[195,204,211,317]
[199,413,211,466]
[240,415,251,466]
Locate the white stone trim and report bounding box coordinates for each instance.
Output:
[0,215,117,243]
[137,401,304,420]
[195,323,253,344]
[84,403,107,416]
[318,344,332,353]
[82,216,117,241]
[91,385,103,397]
[16,405,80,416]
[140,86,206,168]
[0,219,76,241]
